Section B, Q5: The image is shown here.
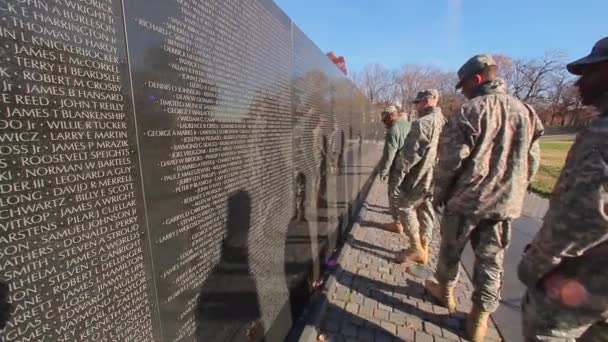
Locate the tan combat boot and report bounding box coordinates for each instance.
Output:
[466,304,490,342]
[396,248,409,264]
[420,238,430,263]
[401,243,428,265]
[424,278,456,313]
[396,236,427,264]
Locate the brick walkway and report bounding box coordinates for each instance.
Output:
[308,179,503,342]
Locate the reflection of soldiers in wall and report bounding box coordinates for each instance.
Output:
[337,129,346,175]
[289,100,322,329]
[327,124,345,175]
[309,117,325,210]
[293,173,307,222]
[195,191,264,342]
[292,111,308,223]
[317,134,329,209]
[283,216,316,324]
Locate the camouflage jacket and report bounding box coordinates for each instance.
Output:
[380,117,411,177]
[394,106,447,202]
[518,108,608,289]
[433,79,544,219]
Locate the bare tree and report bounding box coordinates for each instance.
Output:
[349,50,596,128]
[394,66,464,116]
[544,74,585,126]
[434,71,463,114]
[395,64,442,113]
[351,63,397,106]
[511,50,566,102]
[503,51,589,126]
[493,54,515,91]
[433,70,458,94]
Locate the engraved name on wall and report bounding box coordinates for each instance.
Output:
[0,0,372,341]
[122,0,292,340]
[0,0,156,341]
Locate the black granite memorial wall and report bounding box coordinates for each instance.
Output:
[0,0,376,341]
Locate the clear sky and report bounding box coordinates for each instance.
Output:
[274,0,606,72]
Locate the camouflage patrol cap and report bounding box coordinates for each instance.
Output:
[384,105,399,114]
[455,54,497,89]
[412,89,440,103]
[381,105,398,121]
[567,36,608,75]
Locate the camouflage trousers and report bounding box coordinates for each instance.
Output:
[398,196,435,244]
[387,173,401,221]
[521,256,608,341]
[434,212,511,312]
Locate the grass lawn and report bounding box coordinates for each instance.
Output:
[529,135,575,196]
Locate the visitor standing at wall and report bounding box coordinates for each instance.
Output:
[378,106,412,234]
[518,36,608,342]
[425,54,544,342]
[393,89,447,265]
[328,123,346,175]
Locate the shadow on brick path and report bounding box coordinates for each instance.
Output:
[300,178,504,342]
[358,220,394,232]
[364,207,391,215]
[349,239,396,263]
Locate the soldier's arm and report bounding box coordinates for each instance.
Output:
[395,121,429,186]
[402,121,412,141]
[379,127,399,177]
[518,142,608,288]
[433,109,475,206]
[526,104,545,182]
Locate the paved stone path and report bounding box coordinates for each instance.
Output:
[521,192,549,220]
[308,179,503,342]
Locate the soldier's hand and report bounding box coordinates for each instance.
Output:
[432,198,445,213]
[434,205,444,215]
[542,274,587,307]
[379,175,389,184]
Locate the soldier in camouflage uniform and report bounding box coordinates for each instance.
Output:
[518,36,608,342]
[393,89,447,265]
[425,55,544,342]
[378,105,412,233]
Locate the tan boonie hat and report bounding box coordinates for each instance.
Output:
[567,36,608,75]
[455,54,497,89]
[413,89,440,103]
